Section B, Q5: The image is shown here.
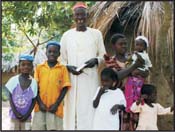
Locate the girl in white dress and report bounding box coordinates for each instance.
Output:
[93,68,126,130]
[131,84,174,130]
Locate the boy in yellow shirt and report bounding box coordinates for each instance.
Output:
[32,41,71,130]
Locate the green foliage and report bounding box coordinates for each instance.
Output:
[2,86,9,101]
[2,1,95,68]
[2,1,95,48]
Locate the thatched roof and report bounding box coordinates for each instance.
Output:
[87,2,173,60]
[88,2,144,38]
[87,2,174,130]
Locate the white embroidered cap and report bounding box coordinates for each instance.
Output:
[135,36,149,47]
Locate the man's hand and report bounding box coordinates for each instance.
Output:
[48,103,58,114]
[85,58,98,68]
[67,65,82,75]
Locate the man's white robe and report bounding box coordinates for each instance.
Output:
[60,27,106,130]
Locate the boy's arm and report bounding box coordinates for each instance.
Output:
[9,93,23,119]
[36,89,47,112]
[20,98,36,122]
[34,66,47,112]
[48,87,68,113]
[93,88,107,108]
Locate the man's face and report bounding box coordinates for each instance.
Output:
[73,7,87,27]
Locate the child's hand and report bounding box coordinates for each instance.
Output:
[110,104,119,115]
[48,104,58,113]
[136,94,147,105]
[39,103,47,112]
[141,94,148,99]
[171,106,174,112]
[134,53,145,68]
[19,117,27,122]
[131,69,140,76]
[16,113,23,119]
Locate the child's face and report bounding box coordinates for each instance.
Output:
[135,39,146,52]
[101,75,116,89]
[113,38,127,55]
[19,60,33,74]
[148,90,157,103]
[46,45,60,62]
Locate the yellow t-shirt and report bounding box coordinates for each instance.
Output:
[34,61,71,118]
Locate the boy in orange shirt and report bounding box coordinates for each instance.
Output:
[32,41,71,130]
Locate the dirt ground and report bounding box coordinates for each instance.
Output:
[2,101,34,130]
[2,100,173,130]
[2,101,11,130]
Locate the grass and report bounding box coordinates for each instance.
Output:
[2,86,9,101]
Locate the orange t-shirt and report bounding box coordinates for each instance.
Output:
[34,61,71,118]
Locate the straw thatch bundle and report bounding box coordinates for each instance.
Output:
[88,1,173,130]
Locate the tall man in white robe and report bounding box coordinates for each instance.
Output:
[60,2,106,130]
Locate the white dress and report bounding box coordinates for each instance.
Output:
[60,27,106,130]
[132,51,152,71]
[131,102,173,130]
[93,87,126,130]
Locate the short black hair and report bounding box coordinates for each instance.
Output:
[110,33,126,45]
[141,84,156,96]
[19,60,33,65]
[46,44,60,52]
[101,68,118,81]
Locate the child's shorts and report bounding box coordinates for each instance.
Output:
[10,119,31,130]
[32,111,63,130]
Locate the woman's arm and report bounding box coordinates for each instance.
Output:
[131,69,149,78]
[36,88,47,112]
[117,53,145,80]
